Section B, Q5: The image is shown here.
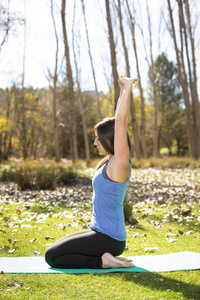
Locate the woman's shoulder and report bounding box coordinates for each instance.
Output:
[96,155,110,170]
[106,155,131,183]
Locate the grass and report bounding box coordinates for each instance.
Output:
[1,271,199,300]
[0,163,200,300]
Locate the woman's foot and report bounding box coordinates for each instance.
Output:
[118,75,139,86]
[115,255,133,262]
[102,252,134,269]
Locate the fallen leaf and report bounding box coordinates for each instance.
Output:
[14,281,23,288]
[132,232,139,238]
[3,217,9,222]
[30,238,37,243]
[168,238,177,243]
[167,232,177,237]
[186,230,193,235]
[182,208,191,216]
[13,240,17,246]
[154,278,164,282]
[178,229,184,235]
[145,247,159,252]
[3,245,10,251]
[45,236,54,241]
[8,249,15,253]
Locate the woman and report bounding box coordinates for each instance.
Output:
[45,75,138,269]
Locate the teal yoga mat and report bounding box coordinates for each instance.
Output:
[0,252,200,274]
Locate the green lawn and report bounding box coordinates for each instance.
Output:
[0,166,200,300]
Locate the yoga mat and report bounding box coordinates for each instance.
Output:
[0,252,200,274]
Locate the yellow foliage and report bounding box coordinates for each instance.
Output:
[0,117,8,131]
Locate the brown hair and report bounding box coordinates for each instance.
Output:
[95,117,115,155]
[95,117,131,168]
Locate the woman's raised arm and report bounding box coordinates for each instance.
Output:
[107,76,138,182]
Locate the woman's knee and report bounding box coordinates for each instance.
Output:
[45,247,55,267]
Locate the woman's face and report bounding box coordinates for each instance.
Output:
[94,131,108,156]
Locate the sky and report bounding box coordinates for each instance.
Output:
[0,0,199,94]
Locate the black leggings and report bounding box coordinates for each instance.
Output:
[45,229,125,269]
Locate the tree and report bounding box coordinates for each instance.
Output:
[116,0,140,159]
[0,1,22,51]
[145,0,159,157]
[81,0,102,121]
[61,0,78,162]
[0,87,12,160]
[21,3,27,160]
[150,53,183,154]
[125,0,146,159]
[167,0,200,159]
[105,0,120,109]
[50,0,60,162]
[72,0,90,161]
[181,0,200,158]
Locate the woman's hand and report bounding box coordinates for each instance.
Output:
[118,75,139,86]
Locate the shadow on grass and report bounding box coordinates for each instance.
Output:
[95,271,200,300]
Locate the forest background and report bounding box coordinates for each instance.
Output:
[0,0,200,163]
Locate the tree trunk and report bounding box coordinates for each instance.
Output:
[146,2,159,157]
[81,0,102,121]
[3,89,11,160]
[167,0,194,158]
[118,0,140,159]
[105,0,120,109]
[125,0,147,158]
[61,0,78,162]
[72,0,90,161]
[182,0,200,158]
[21,10,27,160]
[177,0,198,159]
[51,0,60,162]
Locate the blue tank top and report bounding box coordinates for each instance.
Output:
[90,159,131,241]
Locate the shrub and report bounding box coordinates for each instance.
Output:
[12,161,77,190]
[123,192,133,222]
[131,157,200,169]
[56,166,77,185]
[15,162,35,190]
[35,165,57,190]
[0,163,17,181]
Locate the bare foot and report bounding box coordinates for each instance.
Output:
[118,75,139,86]
[102,252,134,269]
[115,255,133,262]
